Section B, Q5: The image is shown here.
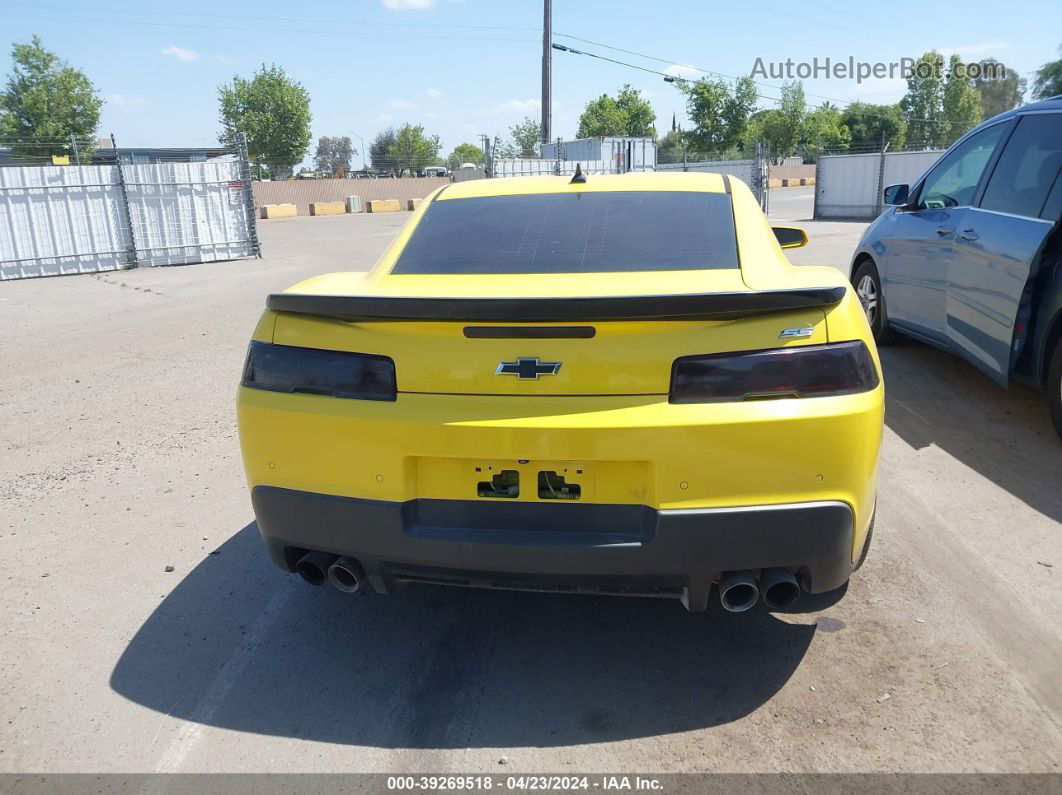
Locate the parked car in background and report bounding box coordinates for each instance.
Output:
[423,166,449,178]
[850,96,1062,436]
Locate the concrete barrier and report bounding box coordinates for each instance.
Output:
[767,177,815,188]
[346,195,362,213]
[366,199,401,213]
[259,204,297,220]
[407,198,422,211]
[309,201,346,216]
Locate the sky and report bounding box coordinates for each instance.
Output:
[2,0,1060,165]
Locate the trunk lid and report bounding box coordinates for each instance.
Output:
[271,308,831,396]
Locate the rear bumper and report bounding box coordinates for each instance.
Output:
[251,486,858,611]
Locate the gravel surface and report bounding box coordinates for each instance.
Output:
[1,212,1060,774]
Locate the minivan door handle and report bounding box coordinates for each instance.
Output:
[959,228,979,241]
[936,225,955,236]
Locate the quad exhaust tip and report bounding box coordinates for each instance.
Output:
[759,567,801,610]
[295,550,338,586]
[718,571,759,613]
[327,556,366,594]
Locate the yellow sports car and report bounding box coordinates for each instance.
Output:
[237,171,883,612]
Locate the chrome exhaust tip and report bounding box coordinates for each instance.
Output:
[327,556,365,594]
[718,571,759,613]
[295,550,338,586]
[759,567,801,610]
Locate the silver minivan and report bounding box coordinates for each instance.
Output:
[849,96,1062,436]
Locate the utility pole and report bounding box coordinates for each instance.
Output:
[541,0,551,144]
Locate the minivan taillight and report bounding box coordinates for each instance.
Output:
[670,341,879,403]
[241,341,396,401]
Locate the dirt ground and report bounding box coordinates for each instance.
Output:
[1,211,1060,775]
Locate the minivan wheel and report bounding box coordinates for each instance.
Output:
[1048,337,1062,439]
[852,259,893,344]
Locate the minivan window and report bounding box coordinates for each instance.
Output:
[391,191,740,274]
[1041,171,1062,221]
[916,122,1007,210]
[980,113,1062,219]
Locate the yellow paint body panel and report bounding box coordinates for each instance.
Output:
[238,173,883,564]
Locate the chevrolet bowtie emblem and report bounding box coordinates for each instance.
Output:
[495,357,562,380]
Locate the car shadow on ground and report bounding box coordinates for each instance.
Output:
[881,341,1062,522]
[111,523,822,749]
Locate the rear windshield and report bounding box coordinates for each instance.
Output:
[391,190,739,274]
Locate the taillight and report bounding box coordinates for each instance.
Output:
[670,341,879,403]
[241,341,396,401]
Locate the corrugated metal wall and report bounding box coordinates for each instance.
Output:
[252,177,449,216]
[124,161,255,267]
[1,161,258,280]
[814,150,943,219]
[0,165,132,279]
[656,158,757,182]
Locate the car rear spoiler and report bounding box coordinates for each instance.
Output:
[266,287,846,322]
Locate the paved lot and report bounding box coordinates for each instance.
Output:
[1,210,1061,774]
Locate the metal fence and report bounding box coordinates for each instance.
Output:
[814,148,943,219]
[489,138,771,210]
[1,146,259,280]
[655,143,771,211]
[252,176,449,216]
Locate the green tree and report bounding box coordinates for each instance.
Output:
[802,102,850,160]
[576,94,625,138]
[615,85,656,136]
[218,64,311,176]
[680,75,757,153]
[509,116,542,157]
[387,123,441,174]
[370,128,397,171]
[576,84,656,138]
[840,102,907,149]
[656,128,686,163]
[446,142,484,170]
[900,51,946,147]
[942,54,982,145]
[973,59,1025,120]
[0,35,102,158]
[744,81,808,162]
[313,135,354,177]
[1032,45,1062,100]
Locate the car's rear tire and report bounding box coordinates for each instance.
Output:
[1048,336,1062,439]
[852,259,894,345]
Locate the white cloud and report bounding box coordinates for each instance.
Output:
[663,64,700,80]
[381,0,435,9]
[371,113,394,124]
[423,111,442,119]
[425,87,444,98]
[106,93,146,107]
[161,45,199,61]
[477,98,540,116]
[940,42,1009,57]
[387,98,415,110]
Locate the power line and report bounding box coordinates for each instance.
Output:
[551,39,964,127]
